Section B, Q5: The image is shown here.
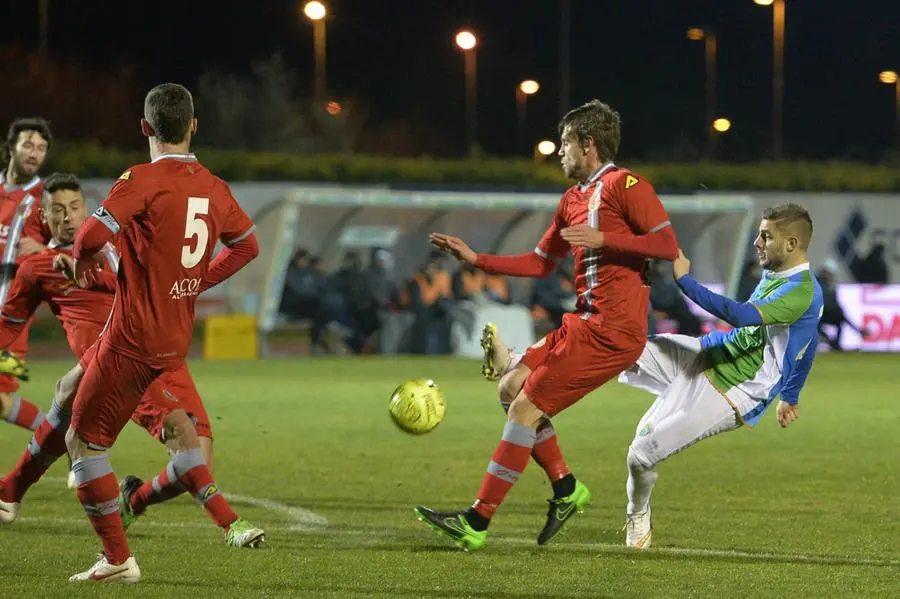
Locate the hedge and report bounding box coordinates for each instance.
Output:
[43,142,900,192]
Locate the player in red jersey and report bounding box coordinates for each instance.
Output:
[0,173,262,551]
[0,118,54,434]
[14,84,259,583]
[416,100,679,551]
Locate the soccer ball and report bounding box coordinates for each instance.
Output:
[388,378,446,435]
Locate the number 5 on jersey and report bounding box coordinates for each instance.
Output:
[182,197,209,268]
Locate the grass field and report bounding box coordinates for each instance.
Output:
[0,353,898,598]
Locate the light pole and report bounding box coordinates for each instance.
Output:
[455,30,478,154]
[687,28,717,159]
[879,70,900,146]
[754,0,785,159]
[516,80,540,154]
[303,1,327,103]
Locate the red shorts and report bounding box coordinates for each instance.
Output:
[521,312,645,416]
[0,319,32,394]
[131,364,212,441]
[72,340,164,449]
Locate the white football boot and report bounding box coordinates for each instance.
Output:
[69,554,141,583]
[0,497,19,523]
[625,507,653,550]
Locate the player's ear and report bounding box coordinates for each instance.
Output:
[140,119,154,138]
[190,118,198,137]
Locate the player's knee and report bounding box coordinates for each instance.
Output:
[507,393,543,428]
[627,443,656,471]
[55,364,84,410]
[162,410,199,453]
[64,426,88,459]
[0,392,11,417]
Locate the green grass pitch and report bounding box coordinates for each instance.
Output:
[0,353,898,598]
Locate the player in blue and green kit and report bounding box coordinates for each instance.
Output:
[618,203,822,550]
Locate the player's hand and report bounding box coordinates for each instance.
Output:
[0,350,29,382]
[73,257,103,289]
[429,233,477,265]
[672,249,691,280]
[17,237,45,258]
[560,225,604,248]
[776,400,799,428]
[53,253,77,282]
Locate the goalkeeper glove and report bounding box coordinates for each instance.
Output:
[0,350,29,381]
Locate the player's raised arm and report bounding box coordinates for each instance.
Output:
[429,200,568,279]
[0,260,42,347]
[673,250,764,327]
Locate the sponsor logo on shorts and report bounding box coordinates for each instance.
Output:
[170,277,202,300]
[638,423,654,437]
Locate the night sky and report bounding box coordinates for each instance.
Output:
[4,0,900,160]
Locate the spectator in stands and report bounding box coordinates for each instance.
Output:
[332,251,379,353]
[280,250,342,354]
[452,262,511,305]
[530,260,575,329]
[365,248,405,354]
[856,243,889,284]
[648,260,702,336]
[403,252,453,354]
[817,260,866,351]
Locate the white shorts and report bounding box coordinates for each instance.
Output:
[618,334,755,467]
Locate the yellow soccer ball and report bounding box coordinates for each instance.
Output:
[388,378,446,435]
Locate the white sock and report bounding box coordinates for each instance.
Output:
[505,352,523,374]
[626,450,657,515]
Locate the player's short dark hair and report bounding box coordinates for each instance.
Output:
[42,172,83,209]
[762,203,813,249]
[558,100,621,162]
[144,83,194,144]
[4,118,52,164]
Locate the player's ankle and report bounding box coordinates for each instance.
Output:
[464,508,490,532]
[551,473,576,499]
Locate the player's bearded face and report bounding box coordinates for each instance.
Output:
[11,131,48,177]
[559,126,587,180]
[46,191,86,245]
[755,219,789,270]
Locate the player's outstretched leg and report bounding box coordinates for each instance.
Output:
[415,394,545,551]
[121,409,264,548]
[0,393,45,433]
[490,325,586,545]
[0,366,82,522]
[624,447,656,550]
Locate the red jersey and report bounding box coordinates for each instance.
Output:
[536,165,676,335]
[0,173,51,259]
[80,153,254,368]
[477,163,678,339]
[0,244,116,358]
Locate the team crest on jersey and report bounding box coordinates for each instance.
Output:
[118,170,132,181]
[625,175,639,189]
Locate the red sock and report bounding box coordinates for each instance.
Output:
[5,396,44,432]
[472,422,536,519]
[178,463,238,528]
[76,470,131,565]
[130,463,186,515]
[532,425,570,482]
[0,416,67,502]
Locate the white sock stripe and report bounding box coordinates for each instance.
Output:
[501,422,537,448]
[71,454,113,486]
[81,497,120,517]
[487,460,522,485]
[535,424,557,444]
